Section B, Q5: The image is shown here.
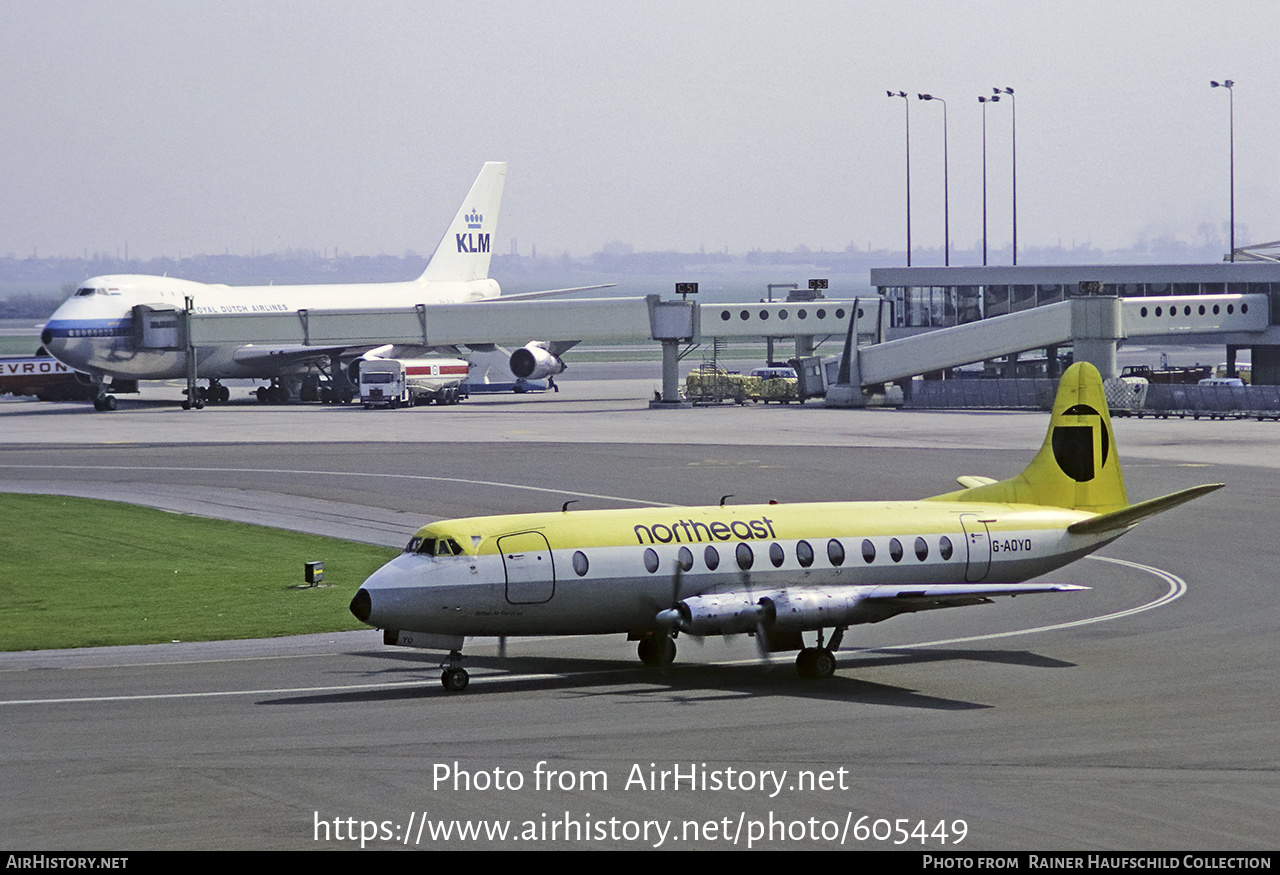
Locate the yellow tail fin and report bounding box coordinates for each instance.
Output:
[928,362,1128,513]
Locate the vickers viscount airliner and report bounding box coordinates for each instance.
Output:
[350,363,1221,691]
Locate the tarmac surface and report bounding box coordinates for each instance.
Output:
[1,369,1277,851]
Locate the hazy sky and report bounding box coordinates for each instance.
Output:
[2,1,1276,263]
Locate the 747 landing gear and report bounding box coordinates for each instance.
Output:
[440,650,469,692]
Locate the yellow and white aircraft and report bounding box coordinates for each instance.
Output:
[41,162,595,409]
[351,363,1221,691]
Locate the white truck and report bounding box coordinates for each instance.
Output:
[357,357,470,409]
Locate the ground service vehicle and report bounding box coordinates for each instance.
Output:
[358,357,469,408]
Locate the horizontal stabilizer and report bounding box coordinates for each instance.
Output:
[483,284,617,302]
[1067,483,1224,535]
[957,476,998,489]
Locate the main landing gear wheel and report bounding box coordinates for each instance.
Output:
[637,635,677,668]
[795,647,837,679]
[441,668,469,692]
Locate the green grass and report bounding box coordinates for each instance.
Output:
[0,494,400,651]
[0,334,42,355]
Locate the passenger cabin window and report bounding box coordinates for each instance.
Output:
[861,539,875,563]
[572,551,589,576]
[677,546,694,572]
[914,537,929,561]
[769,543,784,568]
[939,536,954,560]
[828,539,845,567]
[889,538,904,563]
[796,540,814,567]
[643,548,659,573]
[704,546,720,570]
[736,543,754,570]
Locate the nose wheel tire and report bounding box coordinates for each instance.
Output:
[441,668,470,692]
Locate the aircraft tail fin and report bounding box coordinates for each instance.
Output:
[419,162,508,283]
[928,362,1130,513]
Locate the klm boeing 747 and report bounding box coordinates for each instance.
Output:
[41,163,595,409]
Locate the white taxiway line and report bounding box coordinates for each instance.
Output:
[851,555,1186,651]
[0,464,673,507]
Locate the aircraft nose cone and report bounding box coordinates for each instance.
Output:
[350,588,372,624]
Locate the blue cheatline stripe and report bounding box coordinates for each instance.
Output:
[43,319,132,338]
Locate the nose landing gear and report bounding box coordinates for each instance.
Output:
[440,650,469,692]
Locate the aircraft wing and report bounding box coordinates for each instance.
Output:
[230,344,374,370]
[856,582,1088,618]
[227,345,360,365]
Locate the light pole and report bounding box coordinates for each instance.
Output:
[1211,79,1235,261]
[993,86,1016,264]
[979,94,1000,266]
[887,90,912,266]
[918,93,948,266]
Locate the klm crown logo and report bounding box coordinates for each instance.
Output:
[456,205,490,254]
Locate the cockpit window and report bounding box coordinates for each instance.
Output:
[75,287,96,297]
[404,536,463,556]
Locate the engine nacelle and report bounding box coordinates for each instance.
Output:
[656,588,868,636]
[509,343,566,380]
[656,592,775,636]
[762,589,865,629]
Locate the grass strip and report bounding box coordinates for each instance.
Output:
[0,494,399,651]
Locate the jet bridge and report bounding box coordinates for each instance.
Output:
[179,294,866,406]
[826,292,1269,406]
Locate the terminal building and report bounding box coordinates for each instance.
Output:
[869,263,1280,384]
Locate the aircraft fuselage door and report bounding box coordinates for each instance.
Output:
[498,531,555,604]
[960,514,993,582]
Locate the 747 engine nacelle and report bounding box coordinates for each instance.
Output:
[509,342,567,380]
